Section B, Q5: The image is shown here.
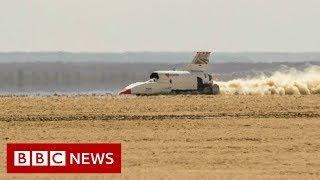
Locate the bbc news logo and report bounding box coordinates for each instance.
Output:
[7,143,121,173]
[13,151,113,166]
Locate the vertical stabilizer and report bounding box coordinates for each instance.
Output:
[185,52,211,72]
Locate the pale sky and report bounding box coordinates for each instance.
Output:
[0,0,320,52]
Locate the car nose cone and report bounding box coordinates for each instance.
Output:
[118,88,131,95]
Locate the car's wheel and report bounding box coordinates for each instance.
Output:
[171,90,177,94]
[212,84,220,95]
[202,86,213,95]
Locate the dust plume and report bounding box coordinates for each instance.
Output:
[218,66,320,95]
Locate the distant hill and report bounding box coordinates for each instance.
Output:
[0,52,320,63]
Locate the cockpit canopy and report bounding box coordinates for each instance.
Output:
[150,72,159,80]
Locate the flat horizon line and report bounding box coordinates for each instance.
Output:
[1,51,320,54]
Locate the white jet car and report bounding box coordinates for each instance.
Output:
[119,51,220,95]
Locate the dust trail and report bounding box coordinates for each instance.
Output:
[218,66,320,95]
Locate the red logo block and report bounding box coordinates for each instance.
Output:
[7,143,121,173]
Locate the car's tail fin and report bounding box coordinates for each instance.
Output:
[185,51,211,72]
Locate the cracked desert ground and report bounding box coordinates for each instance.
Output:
[1,95,320,179]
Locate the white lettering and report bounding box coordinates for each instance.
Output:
[70,153,80,164]
[105,153,114,165]
[81,153,90,164]
[91,153,104,164]
[69,152,115,165]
